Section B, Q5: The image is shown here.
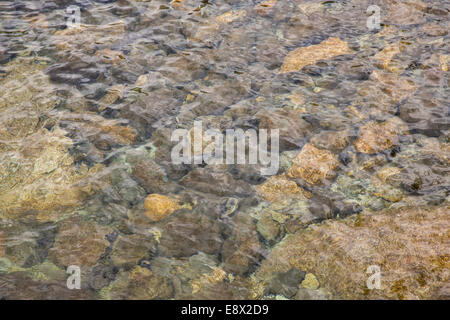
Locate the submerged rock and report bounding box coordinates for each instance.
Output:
[440,54,449,72]
[0,128,105,221]
[1,224,56,268]
[49,215,111,267]
[256,205,450,299]
[222,212,267,275]
[377,166,404,186]
[370,70,418,103]
[301,273,320,290]
[331,172,397,211]
[354,118,405,154]
[280,38,353,73]
[157,210,223,258]
[95,48,125,65]
[257,212,281,244]
[98,84,126,111]
[288,143,340,185]
[255,173,311,203]
[399,86,448,137]
[256,108,312,151]
[142,253,246,299]
[189,266,227,294]
[254,0,278,16]
[0,56,111,221]
[216,10,247,24]
[53,21,125,53]
[144,194,181,222]
[26,261,67,283]
[295,287,330,300]
[102,266,173,300]
[0,231,5,258]
[265,267,305,298]
[182,272,255,300]
[370,176,403,203]
[310,130,351,153]
[0,0,447,301]
[385,2,427,26]
[356,70,419,116]
[0,272,94,299]
[59,112,137,152]
[0,57,58,115]
[180,167,254,197]
[297,2,323,16]
[373,42,405,74]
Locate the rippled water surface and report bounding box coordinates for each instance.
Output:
[0,0,448,299]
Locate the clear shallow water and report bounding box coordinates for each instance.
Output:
[0,0,448,299]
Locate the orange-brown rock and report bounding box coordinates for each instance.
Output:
[255,173,311,202]
[310,130,350,152]
[0,231,5,257]
[49,215,111,267]
[0,57,58,115]
[95,48,125,64]
[256,205,450,299]
[354,118,405,154]
[98,85,125,110]
[0,57,107,221]
[25,14,49,29]
[370,70,418,103]
[216,10,247,24]
[377,166,403,185]
[288,144,340,184]
[190,267,228,294]
[170,0,184,9]
[373,42,405,74]
[440,55,449,72]
[144,194,180,222]
[421,138,450,165]
[280,38,353,73]
[99,123,136,145]
[222,212,266,275]
[356,70,418,115]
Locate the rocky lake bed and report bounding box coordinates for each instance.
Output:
[0,0,448,300]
